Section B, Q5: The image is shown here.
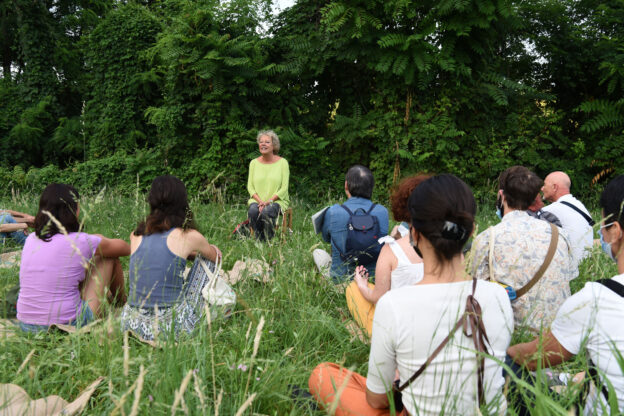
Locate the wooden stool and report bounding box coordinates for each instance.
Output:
[280,207,293,236]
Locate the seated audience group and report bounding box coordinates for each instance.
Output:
[308,165,623,414]
[3,128,624,414]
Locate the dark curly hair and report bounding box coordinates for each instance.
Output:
[135,175,197,236]
[390,174,431,222]
[34,184,81,242]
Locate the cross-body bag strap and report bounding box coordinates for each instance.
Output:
[396,278,491,405]
[488,227,496,282]
[515,223,559,298]
[586,359,611,408]
[560,201,595,226]
[597,278,624,297]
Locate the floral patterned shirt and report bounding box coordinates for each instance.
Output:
[470,210,578,331]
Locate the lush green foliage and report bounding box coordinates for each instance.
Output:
[1,0,623,200]
[0,193,619,414]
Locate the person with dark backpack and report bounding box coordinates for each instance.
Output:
[507,174,624,415]
[312,165,389,283]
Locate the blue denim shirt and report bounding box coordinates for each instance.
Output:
[321,197,389,281]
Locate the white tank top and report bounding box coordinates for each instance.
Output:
[378,236,424,289]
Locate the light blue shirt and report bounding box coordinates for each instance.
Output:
[321,197,389,281]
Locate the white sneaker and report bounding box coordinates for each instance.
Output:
[312,249,332,279]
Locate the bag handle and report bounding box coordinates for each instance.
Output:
[396,278,491,405]
[199,254,222,290]
[515,223,558,298]
[340,202,377,216]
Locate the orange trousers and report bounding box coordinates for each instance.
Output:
[308,362,405,416]
[345,281,376,337]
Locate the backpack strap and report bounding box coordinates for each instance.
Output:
[515,223,559,298]
[396,278,491,406]
[560,201,595,226]
[340,205,354,216]
[340,202,376,216]
[597,278,624,297]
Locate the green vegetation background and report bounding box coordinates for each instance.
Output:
[1,0,623,202]
[0,191,619,415]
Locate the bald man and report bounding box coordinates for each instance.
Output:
[542,171,594,263]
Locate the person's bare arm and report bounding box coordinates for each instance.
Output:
[0,222,28,233]
[390,225,402,239]
[95,235,131,258]
[251,193,263,204]
[356,245,393,304]
[507,330,575,371]
[365,388,389,409]
[187,230,221,263]
[1,210,34,226]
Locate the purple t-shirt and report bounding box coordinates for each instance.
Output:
[17,232,102,325]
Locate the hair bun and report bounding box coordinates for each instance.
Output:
[441,221,467,241]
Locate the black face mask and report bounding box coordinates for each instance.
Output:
[410,229,423,258]
[496,194,503,212]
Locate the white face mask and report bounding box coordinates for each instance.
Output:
[599,227,615,261]
[599,222,621,262]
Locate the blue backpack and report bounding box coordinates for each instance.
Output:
[339,203,383,266]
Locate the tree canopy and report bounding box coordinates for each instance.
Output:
[1,0,622,200]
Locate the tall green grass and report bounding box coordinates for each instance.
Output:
[0,191,619,415]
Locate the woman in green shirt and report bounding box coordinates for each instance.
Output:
[247,130,290,241]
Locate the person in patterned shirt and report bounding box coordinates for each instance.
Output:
[470,166,577,332]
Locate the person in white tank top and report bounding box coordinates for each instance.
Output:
[345,175,430,336]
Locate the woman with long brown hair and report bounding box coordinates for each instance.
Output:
[120,175,221,340]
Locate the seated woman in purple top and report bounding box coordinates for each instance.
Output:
[120,175,222,340]
[17,184,130,332]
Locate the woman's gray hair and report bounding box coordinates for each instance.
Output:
[256,130,280,154]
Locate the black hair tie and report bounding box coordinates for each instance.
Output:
[441,221,467,241]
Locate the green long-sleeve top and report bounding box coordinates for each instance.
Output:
[247,157,290,211]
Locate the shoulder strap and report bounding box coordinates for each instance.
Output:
[396,279,491,406]
[560,201,595,226]
[340,204,354,216]
[597,278,624,297]
[488,227,496,282]
[387,239,410,264]
[515,223,559,298]
[366,203,377,214]
[586,359,612,412]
